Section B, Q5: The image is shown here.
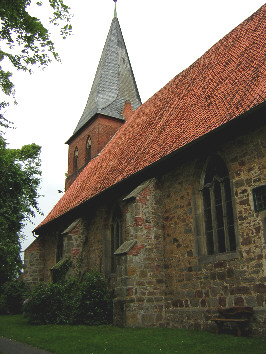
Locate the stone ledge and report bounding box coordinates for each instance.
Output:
[199,251,240,264]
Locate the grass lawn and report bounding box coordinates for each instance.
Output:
[0,315,265,354]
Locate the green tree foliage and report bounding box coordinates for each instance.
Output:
[24,272,113,325]
[0,0,71,286]
[0,136,41,287]
[0,0,72,126]
[0,279,30,314]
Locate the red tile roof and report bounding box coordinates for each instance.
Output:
[36,5,266,231]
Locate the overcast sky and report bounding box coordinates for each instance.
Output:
[3,0,265,253]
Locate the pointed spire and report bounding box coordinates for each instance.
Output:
[69,15,142,139]
[114,0,117,18]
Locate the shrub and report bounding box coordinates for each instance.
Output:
[0,294,8,314]
[67,272,113,325]
[0,279,30,314]
[23,282,67,324]
[24,272,113,325]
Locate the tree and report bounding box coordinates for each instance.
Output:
[0,1,71,286]
[0,0,71,285]
[0,136,42,287]
[0,0,72,126]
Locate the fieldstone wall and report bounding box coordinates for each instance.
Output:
[24,121,265,334]
[113,179,166,327]
[24,230,58,284]
[24,220,89,283]
[60,218,88,278]
[23,237,45,286]
[77,208,106,275]
[42,231,57,282]
[160,124,266,334]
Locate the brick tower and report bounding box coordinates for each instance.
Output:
[65,14,141,190]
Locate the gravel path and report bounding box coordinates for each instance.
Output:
[0,337,52,354]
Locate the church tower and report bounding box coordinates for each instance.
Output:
[65,10,141,190]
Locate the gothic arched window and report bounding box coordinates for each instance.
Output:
[111,210,122,273]
[202,155,236,255]
[74,147,79,172]
[86,136,92,163]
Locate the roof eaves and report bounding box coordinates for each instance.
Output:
[35,100,265,234]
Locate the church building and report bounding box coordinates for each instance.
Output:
[24,4,266,334]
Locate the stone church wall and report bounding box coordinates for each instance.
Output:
[77,208,106,275]
[24,123,265,334]
[113,179,166,327]
[43,231,58,282]
[24,230,58,284]
[160,124,266,334]
[23,237,45,286]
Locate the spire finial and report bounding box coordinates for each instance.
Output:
[113,0,117,18]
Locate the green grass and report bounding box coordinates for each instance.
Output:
[0,315,265,354]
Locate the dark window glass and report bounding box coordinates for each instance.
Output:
[203,188,214,255]
[228,225,236,251]
[74,147,78,171]
[224,179,236,251]
[202,155,236,255]
[253,185,266,212]
[86,137,92,163]
[214,181,226,253]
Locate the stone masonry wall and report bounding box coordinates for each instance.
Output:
[61,219,88,278]
[161,124,266,334]
[25,121,265,334]
[23,237,45,286]
[42,230,58,282]
[24,230,59,284]
[113,179,166,327]
[78,208,106,275]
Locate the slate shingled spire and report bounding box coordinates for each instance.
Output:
[69,15,142,140]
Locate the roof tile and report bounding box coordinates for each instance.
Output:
[36,5,266,231]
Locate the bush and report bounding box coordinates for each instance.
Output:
[0,294,8,314]
[67,272,113,325]
[0,279,30,314]
[23,282,67,324]
[24,272,113,325]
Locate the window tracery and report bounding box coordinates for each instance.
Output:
[202,155,236,255]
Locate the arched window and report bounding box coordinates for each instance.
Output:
[202,155,236,255]
[74,147,78,172]
[86,136,92,163]
[111,210,122,273]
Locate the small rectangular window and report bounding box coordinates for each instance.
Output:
[253,185,266,212]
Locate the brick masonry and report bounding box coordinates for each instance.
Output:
[24,121,266,334]
[65,114,123,190]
